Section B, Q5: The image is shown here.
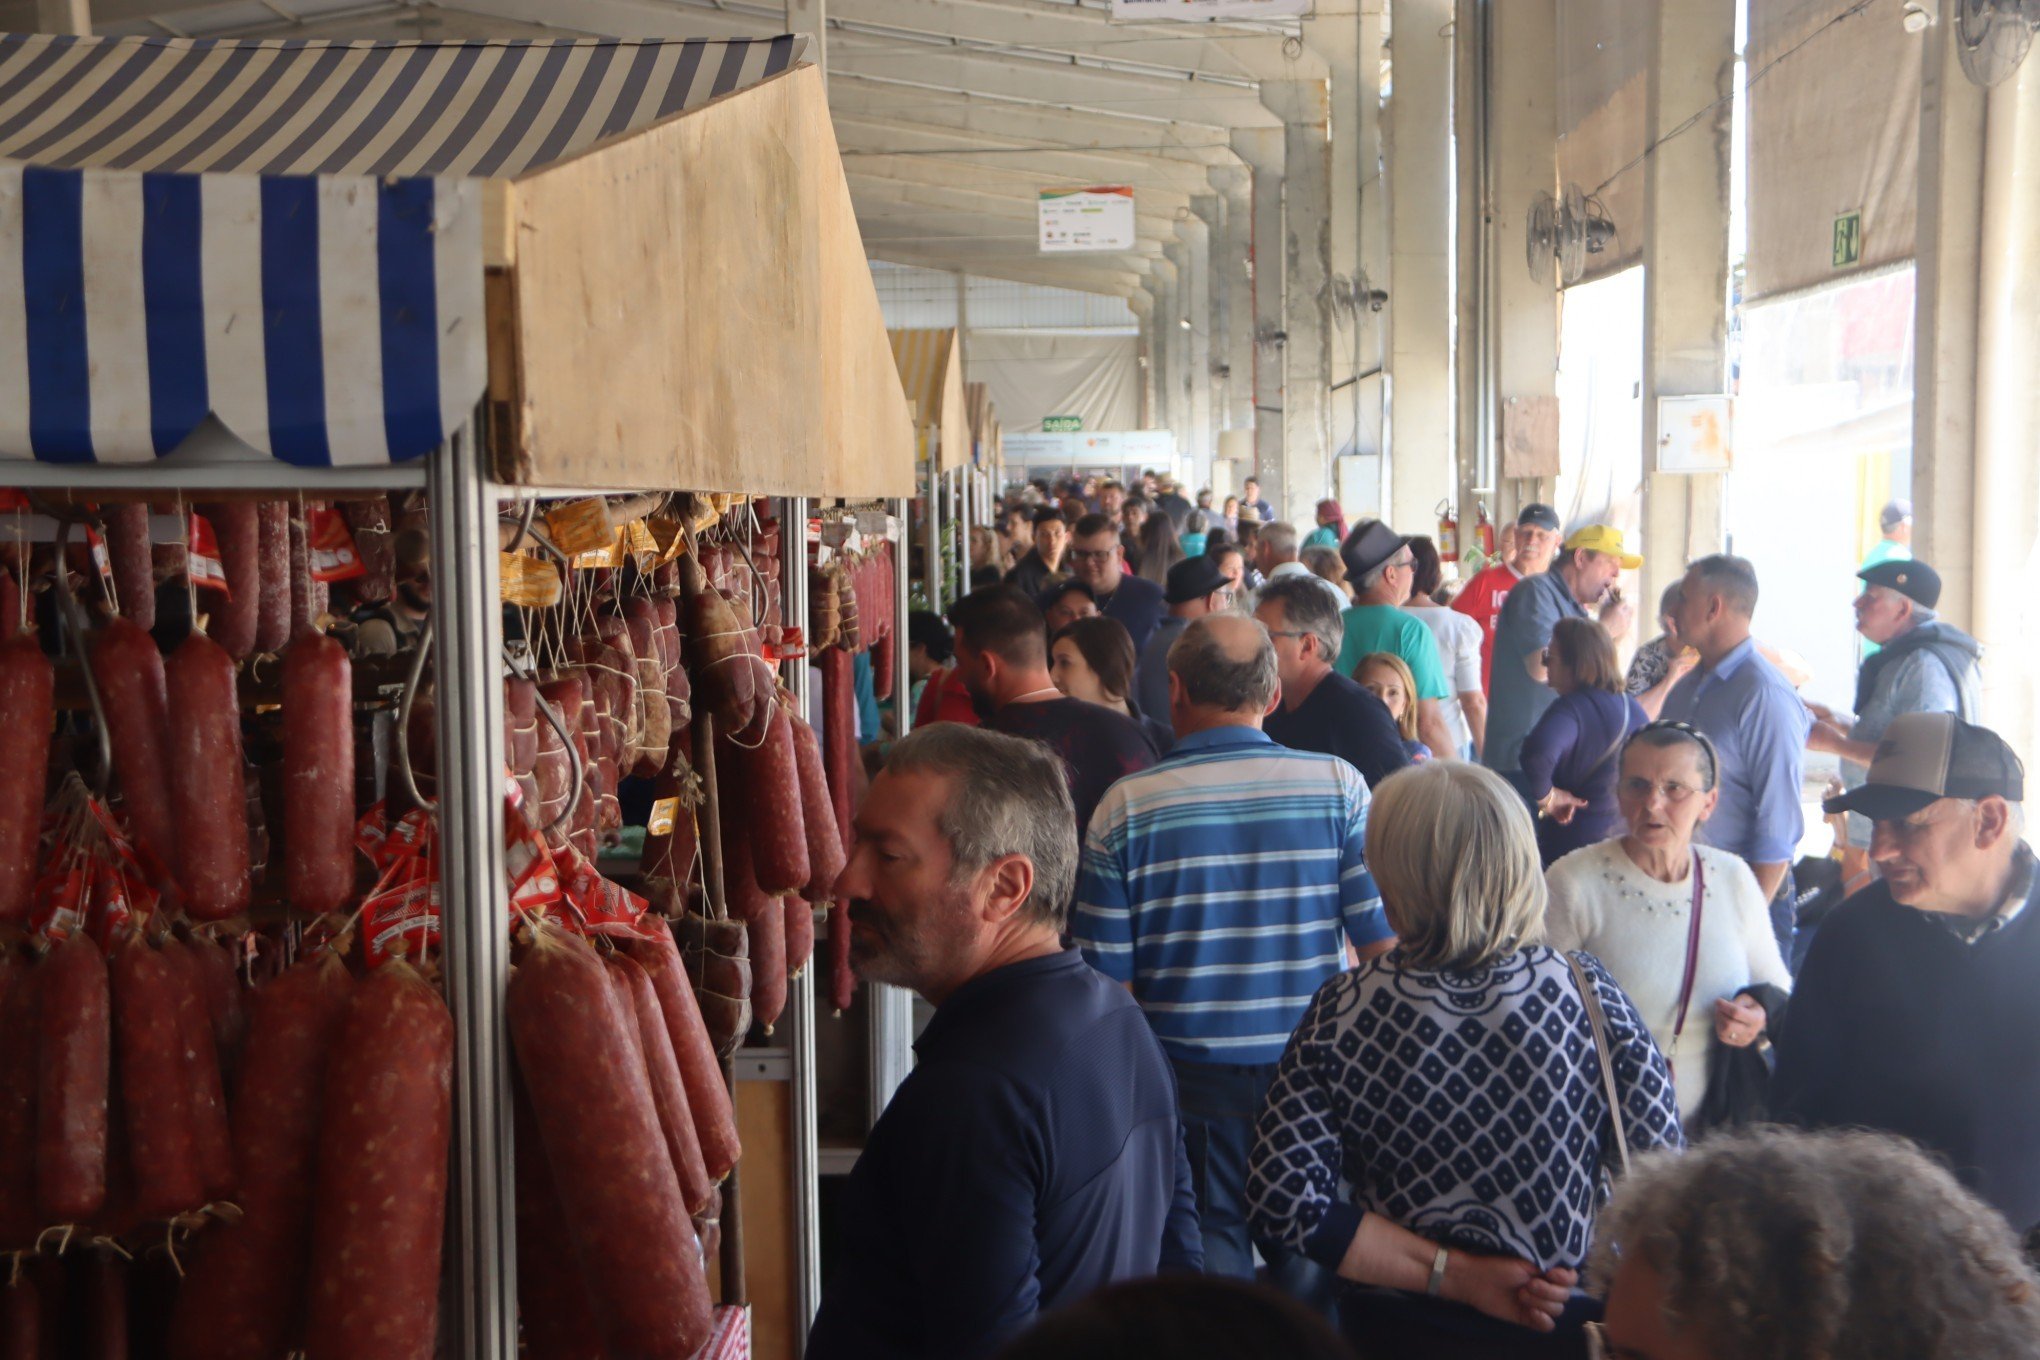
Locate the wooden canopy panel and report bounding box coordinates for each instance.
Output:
[889,328,971,473]
[487,64,913,497]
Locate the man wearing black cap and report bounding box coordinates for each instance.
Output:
[1774,713,2040,1234]
[1333,520,1457,759]
[1133,556,1235,731]
[1452,503,1563,693]
[1810,558,1983,859]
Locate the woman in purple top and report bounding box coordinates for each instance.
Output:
[1520,618,1649,866]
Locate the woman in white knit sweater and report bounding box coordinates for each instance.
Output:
[1545,721,1791,1122]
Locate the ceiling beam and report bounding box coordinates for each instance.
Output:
[828,78,1243,167]
[828,46,1278,131]
[845,151,1192,214]
[870,248,1144,297]
[833,112,1219,195]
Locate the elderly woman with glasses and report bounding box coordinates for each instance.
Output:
[1248,762,1681,1359]
[1544,722,1791,1128]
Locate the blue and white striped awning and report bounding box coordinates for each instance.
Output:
[0,32,810,467]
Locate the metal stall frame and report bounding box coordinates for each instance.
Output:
[870,496,919,1121]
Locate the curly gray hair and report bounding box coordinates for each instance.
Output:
[1592,1128,2040,1360]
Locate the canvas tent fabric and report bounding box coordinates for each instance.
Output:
[889,327,970,472]
[0,32,807,468]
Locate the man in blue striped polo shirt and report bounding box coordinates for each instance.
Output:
[1073,613,1394,1297]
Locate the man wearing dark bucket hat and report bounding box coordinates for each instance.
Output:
[1774,712,2040,1234]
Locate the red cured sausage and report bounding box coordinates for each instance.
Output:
[161,940,234,1199]
[169,954,352,1360]
[783,895,814,978]
[0,565,16,644]
[89,619,176,878]
[190,934,247,1086]
[789,713,846,902]
[339,498,394,604]
[0,636,52,925]
[653,597,689,727]
[202,503,260,661]
[738,699,810,897]
[532,690,571,835]
[512,1072,604,1360]
[625,924,740,1183]
[604,952,713,1215]
[81,1252,127,1360]
[37,933,110,1224]
[746,889,788,1033]
[871,624,895,702]
[0,1263,42,1360]
[106,503,155,632]
[638,742,700,889]
[0,966,40,1249]
[287,506,329,641]
[166,633,251,920]
[819,646,855,847]
[505,676,539,778]
[507,926,710,1360]
[282,633,356,917]
[255,502,290,655]
[304,962,453,1360]
[111,941,204,1220]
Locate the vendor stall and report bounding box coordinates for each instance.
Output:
[888,327,970,608]
[0,29,912,1360]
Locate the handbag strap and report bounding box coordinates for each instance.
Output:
[1565,952,1632,1178]
[1581,702,1634,783]
[1667,853,1707,1055]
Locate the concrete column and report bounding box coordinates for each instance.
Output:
[1262,80,1335,527]
[1192,193,1229,445]
[1911,17,1986,628]
[1489,0,1561,521]
[1232,129,1286,484]
[1637,0,1734,618]
[1453,0,1489,552]
[1212,167,1257,435]
[1128,288,1158,430]
[1152,256,1186,460]
[1182,206,1215,486]
[35,0,88,33]
[784,0,824,79]
[1971,65,2040,756]
[1303,12,1363,468]
[1386,0,1455,535]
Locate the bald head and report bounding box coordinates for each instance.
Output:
[1168,614,1279,726]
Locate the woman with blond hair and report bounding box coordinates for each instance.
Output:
[1354,652,1432,763]
[1248,762,1681,1359]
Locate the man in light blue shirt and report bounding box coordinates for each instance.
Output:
[1073,613,1391,1300]
[1661,554,1814,963]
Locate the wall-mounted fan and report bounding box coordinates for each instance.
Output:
[1954,0,2039,85]
[1525,184,1616,287]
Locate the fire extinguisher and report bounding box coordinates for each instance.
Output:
[1436,500,1459,559]
[1475,502,1497,558]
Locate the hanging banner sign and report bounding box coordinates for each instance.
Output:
[1039,186,1136,254]
[1110,0,1309,18]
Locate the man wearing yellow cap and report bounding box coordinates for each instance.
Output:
[1482,524,1642,802]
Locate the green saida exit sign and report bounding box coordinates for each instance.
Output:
[1833,210,1863,269]
[1042,415,1083,433]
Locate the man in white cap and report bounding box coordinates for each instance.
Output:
[1775,713,2040,1237]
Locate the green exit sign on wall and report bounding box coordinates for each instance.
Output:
[1833,210,1863,269]
[1042,415,1084,433]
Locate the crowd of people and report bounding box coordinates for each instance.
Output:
[804,473,2036,1360]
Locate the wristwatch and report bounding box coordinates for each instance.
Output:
[1426,1244,1450,1297]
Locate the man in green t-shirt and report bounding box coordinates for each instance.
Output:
[1859,500,1913,659]
[1336,520,1454,757]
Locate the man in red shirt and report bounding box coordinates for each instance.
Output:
[1452,503,1561,692]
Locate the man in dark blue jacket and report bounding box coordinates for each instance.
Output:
[806,725,1201,1360]
[1774,713,2040,1234]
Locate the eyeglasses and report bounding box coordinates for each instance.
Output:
[1265,628,1310,639]
[1068,548,1116,564]
[1619,777,1705,804]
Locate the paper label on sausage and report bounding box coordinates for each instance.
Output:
[361,860,441,969]
[187,513,230,595]
[503,780,563,918]
[626,519,658,566]
[571,528,626,570]
[498,551,563,607]
[307,507,368,581]
[545,498,616,555]
[646,797,681,837]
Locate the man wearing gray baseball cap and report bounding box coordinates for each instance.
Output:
[1773,712,2040,1234]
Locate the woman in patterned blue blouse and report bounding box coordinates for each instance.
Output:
[1247,761,1683,1359]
